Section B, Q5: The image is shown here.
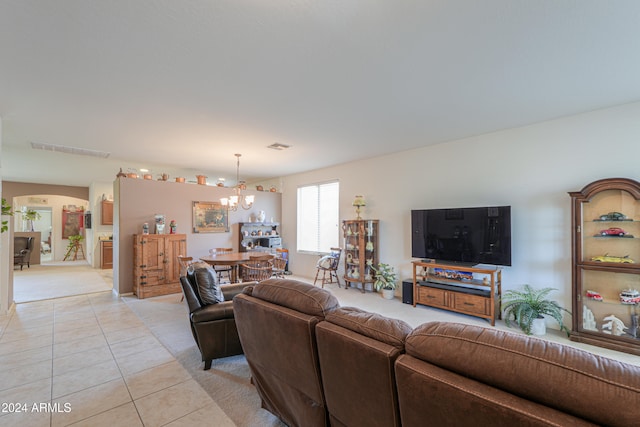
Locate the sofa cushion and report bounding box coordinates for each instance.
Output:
[250,278,339,317]
[405,322,640,427]
[325,306,412,350]
[189,264,224,305]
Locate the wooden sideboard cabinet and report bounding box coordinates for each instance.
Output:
[133,234,186,299]
[100,240,113,269]
[101,200,114,225]
[238,222,280,252]
[413,261,501,326]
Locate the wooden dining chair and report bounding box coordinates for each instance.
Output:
[241,254,273,282]
[314,247,342,288]
[177,255,194,302]
[272,255,288,279]
[211,248,233,283]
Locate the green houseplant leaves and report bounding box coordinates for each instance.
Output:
[501,284,571,336]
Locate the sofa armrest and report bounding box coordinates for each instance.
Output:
[191,301,235,323]
[222,282,256,300]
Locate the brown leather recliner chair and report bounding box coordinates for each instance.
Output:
[234,278,340,427]
[14,236,33,270]
[316,307,412,427]
[180,274,253,370]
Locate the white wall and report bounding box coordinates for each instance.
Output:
[280,102,640,327]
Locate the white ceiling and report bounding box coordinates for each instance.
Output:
[2,1,640,187]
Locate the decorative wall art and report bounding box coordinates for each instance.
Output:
[62,207,85,239]
[193,201,229,233]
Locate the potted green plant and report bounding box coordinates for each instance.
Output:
[22,208,41,231]
[371,263,397,300]
[64,234,85,261]
[1,198,13,233]
[501,284,571,336]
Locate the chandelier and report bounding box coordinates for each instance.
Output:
[221,154,255,211]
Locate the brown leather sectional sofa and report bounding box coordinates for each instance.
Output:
[234,279,640,427]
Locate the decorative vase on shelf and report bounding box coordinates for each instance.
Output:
[257,210,266,223]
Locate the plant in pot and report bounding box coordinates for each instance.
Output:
[501,284,571,336]
[371,263,397,300]
[22,208,41,231]
[1,198,13,233]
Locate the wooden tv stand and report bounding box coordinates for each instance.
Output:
[412,261,502,326]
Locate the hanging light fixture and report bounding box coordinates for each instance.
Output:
[221,154,255,211]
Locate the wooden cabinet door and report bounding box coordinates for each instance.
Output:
[136,235,164,275]
[101,241,113,269]
[164,234,187,283]
[101,200,114,225]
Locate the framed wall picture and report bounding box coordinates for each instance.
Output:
[62,209,84,239]
[193,201,229,233]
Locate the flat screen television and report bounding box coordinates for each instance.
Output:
[411,206,511,267]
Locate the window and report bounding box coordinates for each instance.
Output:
[297,181,339,254]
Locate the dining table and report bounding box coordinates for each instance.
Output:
[200,252,270,283]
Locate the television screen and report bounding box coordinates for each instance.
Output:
[411,206,511,266]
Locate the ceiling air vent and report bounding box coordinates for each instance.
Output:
[31,142,110,158]
[267,143,291,151]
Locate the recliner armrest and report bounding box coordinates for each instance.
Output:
[191,301,235,323]
[222,282,256,300]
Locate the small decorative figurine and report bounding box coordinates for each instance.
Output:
[142,222,149,235]
[169,219,177,234]
[155,214,165,234]
[602,315,627,336]
[620,289,640,304]
[582,305,598,331]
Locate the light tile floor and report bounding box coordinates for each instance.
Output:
[3,266,640,427]
[0,291,234,427]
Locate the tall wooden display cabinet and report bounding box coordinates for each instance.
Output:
[569,178,640,355]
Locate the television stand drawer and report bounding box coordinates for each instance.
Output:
[453,293,489,316]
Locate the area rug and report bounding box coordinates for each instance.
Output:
[172,345,284,427]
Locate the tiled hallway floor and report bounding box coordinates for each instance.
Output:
[0,291,234,427]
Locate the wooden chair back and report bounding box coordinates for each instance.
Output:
[177,255,194,277]
[241,259,273,282]
[272,256,288,279]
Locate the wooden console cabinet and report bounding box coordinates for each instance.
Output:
[412,261,501,326]
[133,234,186,299]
